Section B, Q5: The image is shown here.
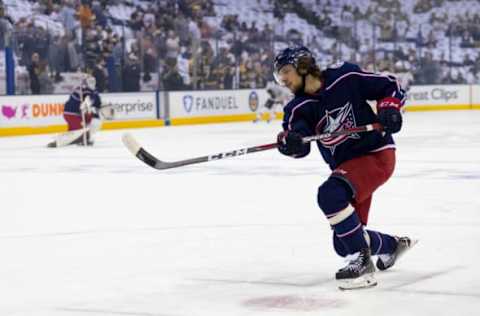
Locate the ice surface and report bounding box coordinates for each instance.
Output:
[1,111,479,316]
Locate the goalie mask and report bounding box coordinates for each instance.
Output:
[273,46,318,85]
[82,75,97,90]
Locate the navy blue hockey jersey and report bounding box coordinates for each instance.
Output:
[281,62,406,170]
[63,86,102,115]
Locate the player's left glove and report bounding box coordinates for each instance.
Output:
[277,130,304,156]
[377,97,402,134]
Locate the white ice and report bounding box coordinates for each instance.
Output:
[1,111,480,316]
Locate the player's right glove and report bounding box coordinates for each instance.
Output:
[377,97,402,133]
[80,96,93,113]
[277,130,304,156]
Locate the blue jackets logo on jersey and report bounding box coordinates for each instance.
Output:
[316,102,359,154]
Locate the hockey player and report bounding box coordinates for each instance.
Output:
[253,81,291,123]
[274,46,416,290]
[48,75,102,147]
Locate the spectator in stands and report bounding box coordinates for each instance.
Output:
[65,33,81,71]
[162,58,186,91]
[31,26,50,61]
[110,35,123,92]
[9,0,480,91]
[463,53,475,66]
[27,52,41,94]
[91,1,107,28]
[165,30,180,60]
[443,69,465,84]
[38,62,53,94]
[253,60,267,88]
[413,0,433,14]
[416,52,442,84]
[438,52,449,67]
[122,53,141,92]
[198,64,218,90]
[223,63,236,89]
[425,30,438,48]
[92,57,107,92]
[77,1,95,30]
[57,0,77,36]
[143,4,156,29]
[429,12,444,27]
[143,47,157,82]
[48,35,66,82]
[460,30,475,48]
[84,29,102,68]
[177,48,191,87]
[0,3,14,49]
[394,61,414,92]
[129,10,144,32]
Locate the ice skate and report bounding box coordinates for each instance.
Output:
[76,138,94,146]
[376,237,418,271]
[336,248,377,290]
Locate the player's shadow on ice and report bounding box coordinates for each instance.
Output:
[190,275,333,288]
[159,165,327,177]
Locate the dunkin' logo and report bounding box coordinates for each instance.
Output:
[31,103,64,117]
[1,105,16,119]
[1,103,64,119]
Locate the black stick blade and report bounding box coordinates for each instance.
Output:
[122,133,161,169]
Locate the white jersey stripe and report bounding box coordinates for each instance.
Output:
[325,72,401,94]
[288,99,317,130]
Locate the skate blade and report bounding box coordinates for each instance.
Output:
[398,238,419,259]
[409,239,419,248]
[338,273,377,291]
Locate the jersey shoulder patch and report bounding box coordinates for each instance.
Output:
[323,62,363,88]
[326,61,345,69]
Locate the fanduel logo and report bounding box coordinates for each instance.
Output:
[183,95,193,113]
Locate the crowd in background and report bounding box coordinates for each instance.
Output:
[1,0,480,95]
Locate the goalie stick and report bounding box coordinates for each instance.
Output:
[122,123,382,170]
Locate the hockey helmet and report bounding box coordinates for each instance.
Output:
[82,74,97,90]
[273,46,316,83]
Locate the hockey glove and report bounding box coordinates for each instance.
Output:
[377,97,402,134]
[80,96,93,113]
[277,130,304,156]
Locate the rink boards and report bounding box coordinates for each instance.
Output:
[0,85,479,136]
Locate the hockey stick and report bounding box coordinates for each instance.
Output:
[80,87,87,146]
[122,123,382,170]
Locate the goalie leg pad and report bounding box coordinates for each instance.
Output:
[99,106,115,120]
